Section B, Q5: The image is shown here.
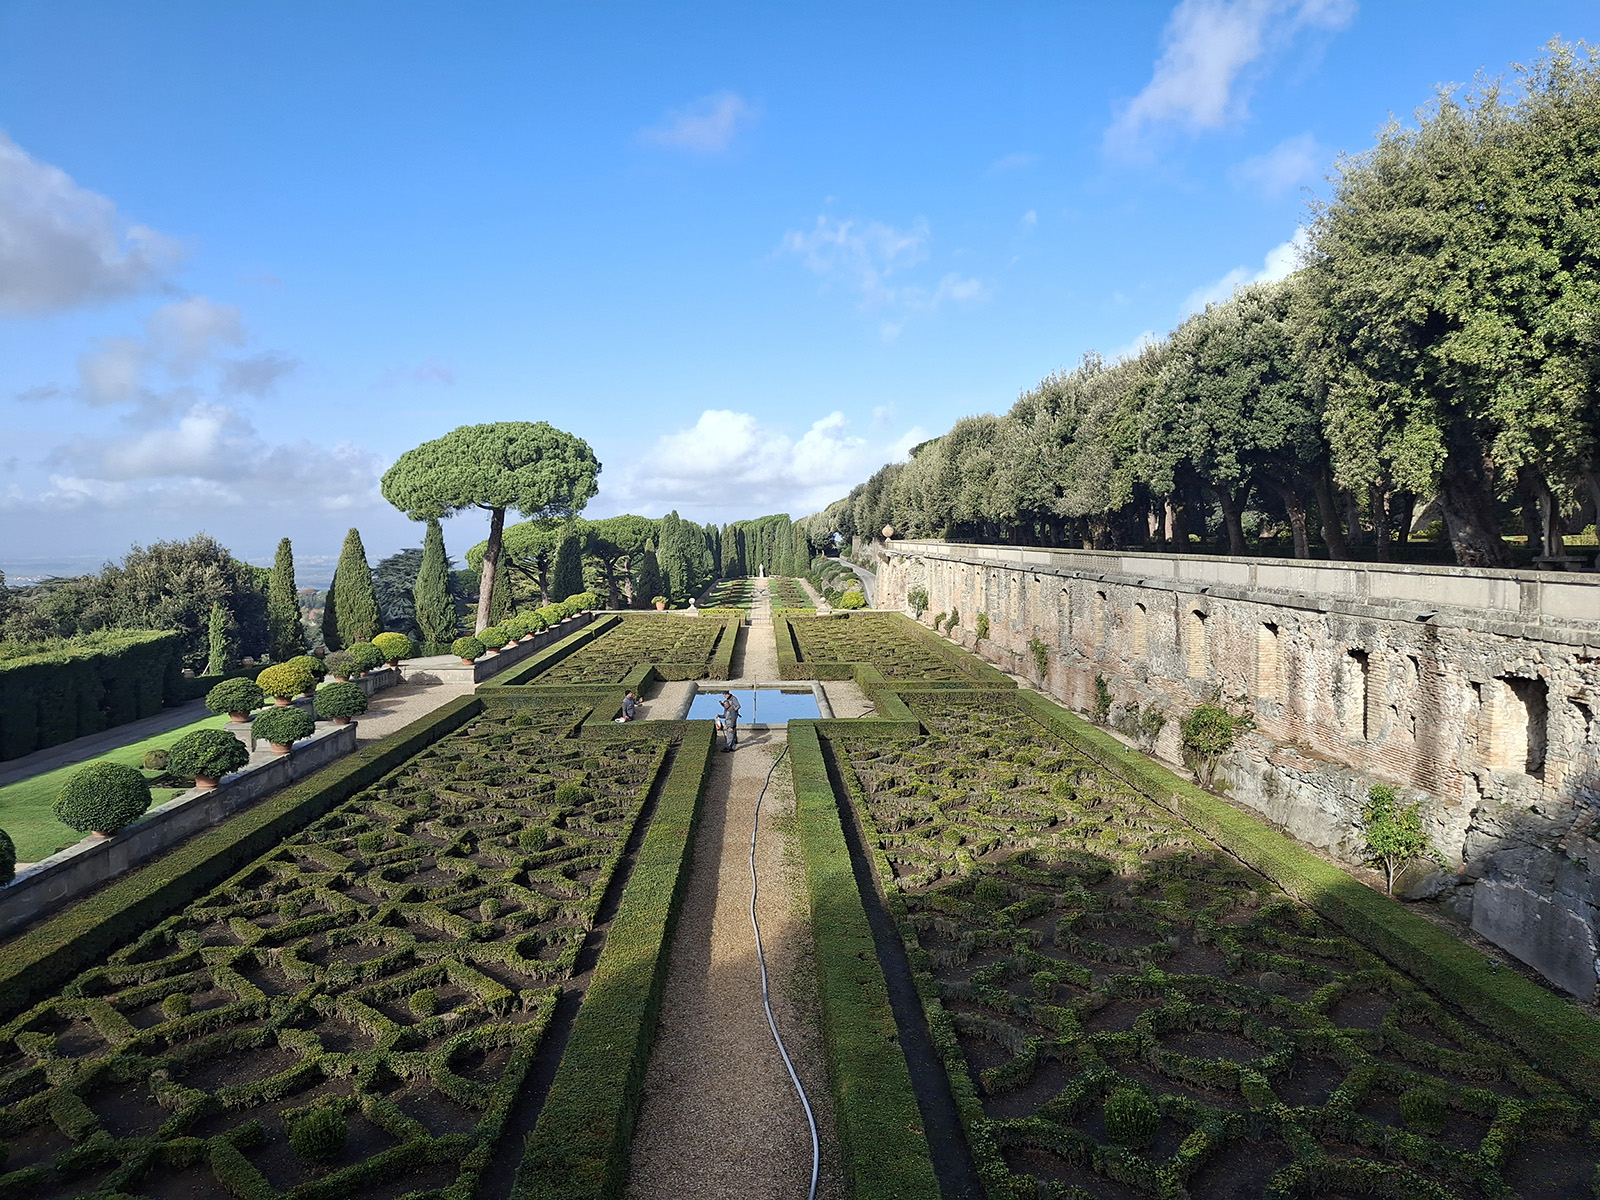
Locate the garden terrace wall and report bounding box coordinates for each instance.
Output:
[0,630,182,762]
[880,538,1600,998]
[821,686,1600,1197]
[0,719,357,938]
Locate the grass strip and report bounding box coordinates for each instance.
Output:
[1012,687,1600,1103]
[512,721,716,1200]
[0,695,483,1022]
[790,721,941,1200]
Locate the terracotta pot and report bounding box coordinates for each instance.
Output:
[268,741,292,755]
[331,716,352,726]
[229,711,250,723]
[386,659,402,667]
[520,634,535,642]
[483,647,499,657]
[273,697,292,706]
[194,776,219,790]
[503,640,518,650]
[459,656,476,665]
[654,601,667,610]
[330,673,350,683]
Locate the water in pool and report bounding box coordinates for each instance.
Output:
[686,688,821,724]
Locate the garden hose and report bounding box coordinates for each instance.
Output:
[749,741,819,1200]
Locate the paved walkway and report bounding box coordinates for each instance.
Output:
[352,675,476,745]
[626,585,841,1199]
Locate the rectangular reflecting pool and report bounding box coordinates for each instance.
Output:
[686,688,821,724]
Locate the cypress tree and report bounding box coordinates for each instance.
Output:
[320,573,339,652]
[331,527,381,647]
[414,517,457,647]
[266,538,302,662]
[634,548,663,607]
[551,534,584,600]
[205,602,239,675]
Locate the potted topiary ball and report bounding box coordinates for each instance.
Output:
[315,680,368,725]
[257,662,314,705]
[54,761,152,836]
[452,636,485,664]
[476,626,507,655]
[323,650,357,682]
[205,677,265,723]
[652,596,668,611]
[252,706,316,754]
[287,653,328,682]
[372,632,414,666]
[346,641,386,676]
[167,728,251,788]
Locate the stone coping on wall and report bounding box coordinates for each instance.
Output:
[887,539,1600,644]
[0,720,358,937]
[401,612,595,686]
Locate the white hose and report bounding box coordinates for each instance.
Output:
[749,742,819,1200]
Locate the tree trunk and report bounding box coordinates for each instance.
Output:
[1371,484,1393,562]
[476,505,506,633]
[1314,468,1349,560]
[1438,448,1512,568]
[1214,487,1248,556]
[1270,479,1311,559]
[1342,488,1366,547]
[1391,491,1416,549]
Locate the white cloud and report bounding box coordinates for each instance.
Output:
[78,337,150,405]
[29,400,381,512]
[0,130,183,316]
[1230,131,1325,196]
[613,409,917,516]
[221,352,298,397]
[778,214,992,337]
[639,91,759,154]
[146,296,244,372]
[1181,226,1307,314]
[1106,0,1355,153]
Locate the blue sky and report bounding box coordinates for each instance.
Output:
[1,1,1595,583]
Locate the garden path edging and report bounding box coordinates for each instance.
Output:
[0,720,357,937]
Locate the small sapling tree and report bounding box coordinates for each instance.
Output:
[907,586,929,619]
[1179,695,1253,788]
[1361,784,1443,896]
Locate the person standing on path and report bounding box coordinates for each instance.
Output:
[616,689,639,722]
[720,691,740,750]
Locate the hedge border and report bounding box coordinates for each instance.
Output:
[1009,687,1600,1103]
[0,695,484,1022]
[487,614,740,688]
[789,721,942,1200]
[486,616,623,687]
[775,612,1016,689]
[512,722,716,1200]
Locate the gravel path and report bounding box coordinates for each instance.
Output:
[352,675,475,745]
[627,588,842,1200]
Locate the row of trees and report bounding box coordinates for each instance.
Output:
[805,44,1600,568]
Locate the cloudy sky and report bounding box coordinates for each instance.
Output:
[1,2,1594,581]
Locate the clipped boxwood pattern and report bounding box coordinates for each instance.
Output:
[532,616,734,684]
[768,577,813,609]
[829,693,1600,1199]
[0,703,672,1199]
[781,612,1013,686]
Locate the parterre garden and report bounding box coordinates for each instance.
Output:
[521,615,732,684]
[700,580,754,610]
[0,702,671,1200]
[783,612,974,681]
[768,578,812,609]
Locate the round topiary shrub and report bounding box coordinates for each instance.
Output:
[252,706,316,752]
[257,662,315,701]
[478,625,510,649]
[205,677,265,719]
[322,650,358,680]
[0,827,14,884]
[452,636,485,662]
[344,642,385,675]
[519,826,549,851]
[837,590,867,610]
[287,654,327,683]
[537,604,566,626]
[288,1106,347,1165]
[565,591,601,611]
[167,728,251,783]
[408,988,438,1019]
[162,992,191,1020]
[1399,1086,1447,1134]
[552,781,589,807]
[54,761,152,834]
[372,631,414,663]
[315,681,369,723]
[142,749,169,771]
[1104,1087,1160,1146]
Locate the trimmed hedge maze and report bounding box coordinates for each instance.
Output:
[826,694,1600,1199]
[529,616,733,684]
[779,612,1012,687]
[768,578,812,609]
[0,703,671,1200]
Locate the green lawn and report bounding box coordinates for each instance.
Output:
[0,711,239,863]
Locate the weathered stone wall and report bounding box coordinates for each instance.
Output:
[879,540,1600,994]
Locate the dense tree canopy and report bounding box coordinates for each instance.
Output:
[381,422,600,631]
[806,43,1600,569]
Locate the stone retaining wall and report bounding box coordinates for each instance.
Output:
[0,721,358,936]
[880,539,1600,995]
